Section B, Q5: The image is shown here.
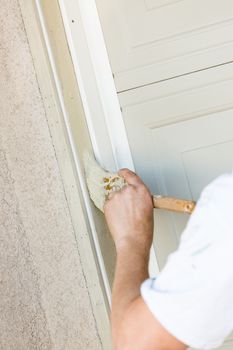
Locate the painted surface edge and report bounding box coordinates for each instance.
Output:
[58,0,159,274]
[34,0,112,305]
[18,0,112,348]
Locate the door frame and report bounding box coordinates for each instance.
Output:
[58,0,134,171]
[57,0,159,275]
[19,0,159,347]
[19,0,112,348]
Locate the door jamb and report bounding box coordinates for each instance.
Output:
[58,0,134,171]
[19,0,112,347]
[57,0,159,275]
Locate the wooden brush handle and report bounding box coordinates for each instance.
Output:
[152,195,196,214]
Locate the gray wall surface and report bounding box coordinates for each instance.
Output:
[0,0,102,349]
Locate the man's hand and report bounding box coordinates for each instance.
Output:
[103,169,186,350]
[104,168,154,253]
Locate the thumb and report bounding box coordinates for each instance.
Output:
[118,168,144,187]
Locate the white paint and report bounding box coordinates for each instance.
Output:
[95,0,233,91]
[58,0,160,275]
[119,62,233,273]
[58,0,134,171]
[35,0,112,304]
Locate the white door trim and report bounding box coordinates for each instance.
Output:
[19,0,112,347]
[58,0,134,171]
[34,0,116,305]
[57,0,160,276]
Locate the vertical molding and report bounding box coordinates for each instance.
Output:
[19,0,112,348]
[58,0,134,170]
[58,0,159,274]
[34,0,112,305]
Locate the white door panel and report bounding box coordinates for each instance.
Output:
[119,63,233,268]
[96,0,233,91]
[145,0,185,10]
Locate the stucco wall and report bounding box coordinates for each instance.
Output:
[0,1,102,349]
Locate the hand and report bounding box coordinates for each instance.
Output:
[104,169,154,254]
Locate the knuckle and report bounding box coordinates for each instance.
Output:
[137,183,146,192]
[119,168,129,172]
[124,185,135,193]
[111,190,122,202]
[118,168,130,175]
[112,192,120,201]
[137,185,152,201]
[122,186,137,199]
[138,183,150,193]
[118,168,136,178]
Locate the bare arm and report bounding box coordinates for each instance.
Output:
[104,169,187,350]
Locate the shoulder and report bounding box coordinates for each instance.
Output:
[199,172,233,226]
[201,171,233,202]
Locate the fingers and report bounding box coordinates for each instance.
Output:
[104,169,152,214]
[105,183,134,202]
[118,168,144,187]
[107,192,116,200]
[103,188,118,214]
[103,183,135,213]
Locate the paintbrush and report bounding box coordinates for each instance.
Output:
[84,152,196,214]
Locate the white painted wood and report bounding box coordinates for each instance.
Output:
[96,0,233,92]
[57,0,160,277]
[19,0,112,348]
[119,63,233,347]
[58,0,134,171]
[34,0,113,304]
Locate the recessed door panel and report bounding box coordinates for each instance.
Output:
[96,0,233,91]
[119,63,233,268]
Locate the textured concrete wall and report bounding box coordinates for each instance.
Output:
[0,1,102,349]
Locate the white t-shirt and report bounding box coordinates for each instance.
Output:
[141,172,233,350]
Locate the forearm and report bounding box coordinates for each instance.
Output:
[111,241,150,347]
[105,170,186,350]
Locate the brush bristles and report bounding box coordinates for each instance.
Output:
[84,152,126,212]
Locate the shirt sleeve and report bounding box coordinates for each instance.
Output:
[141,172,233,350]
